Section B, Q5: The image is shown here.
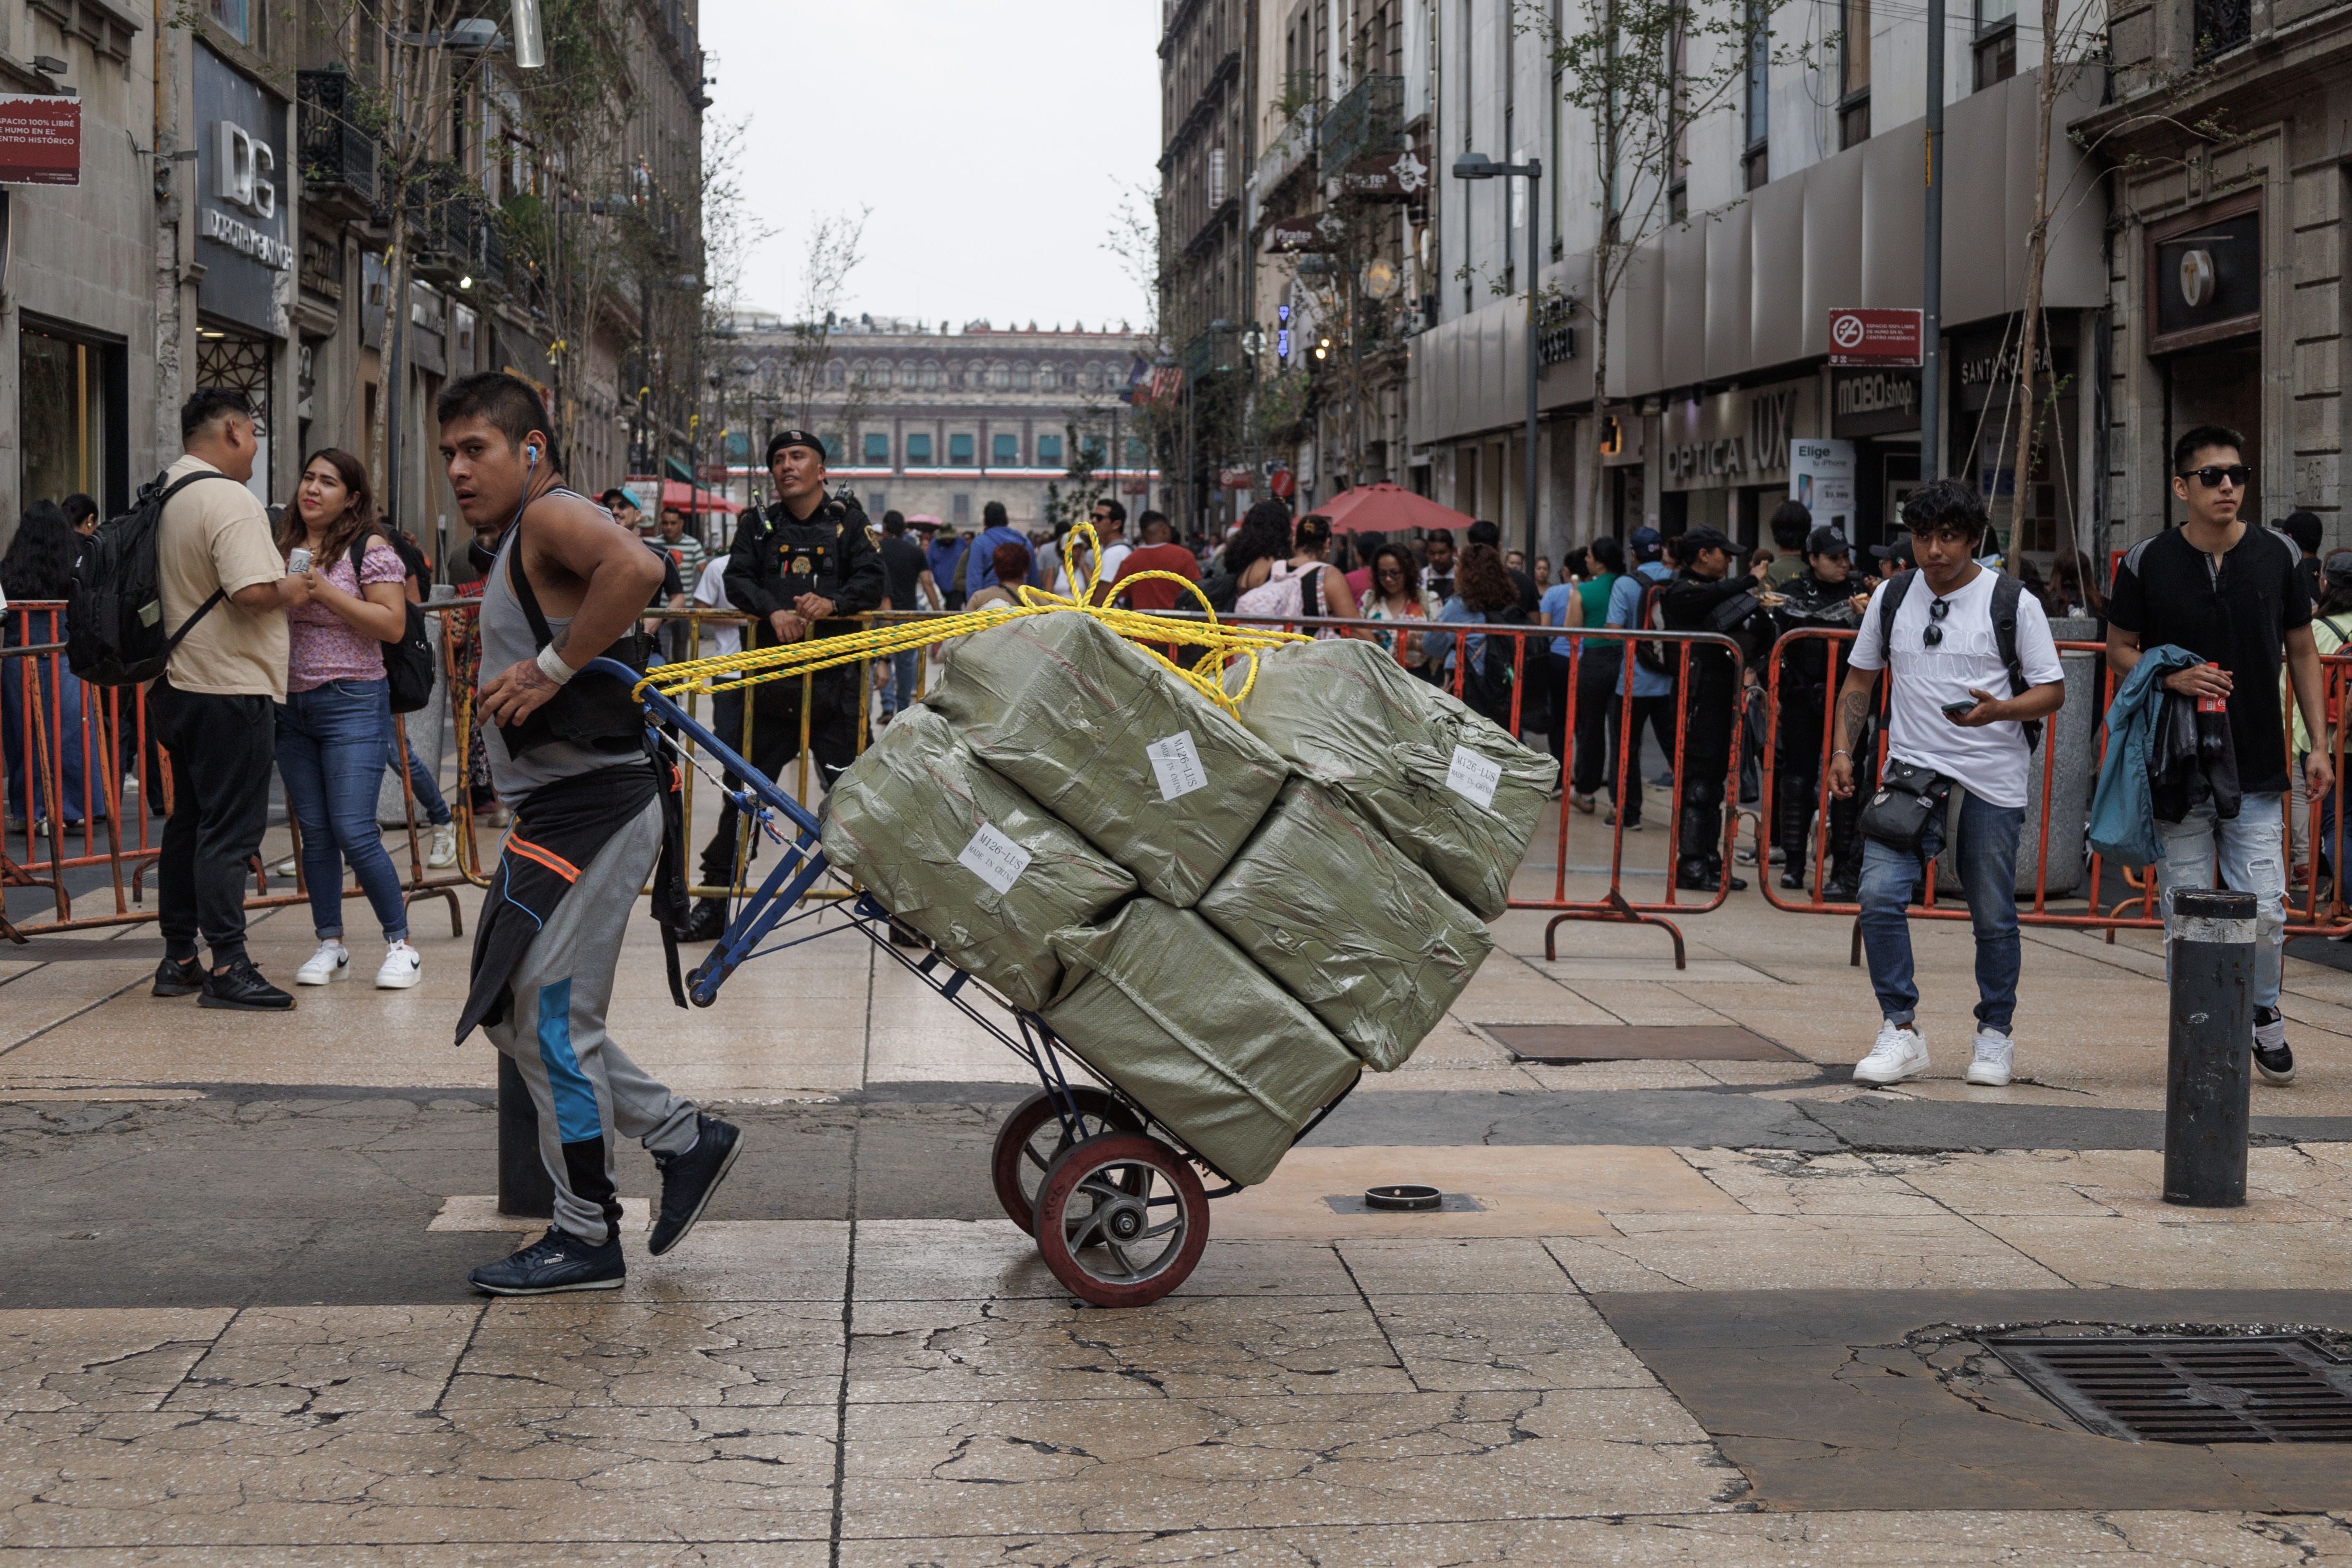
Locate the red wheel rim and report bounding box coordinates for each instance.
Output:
[989,1088,1142,1235]
[1032,1133,1208,1308]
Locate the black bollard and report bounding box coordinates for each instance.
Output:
[2164,887,2255,1208]
[496,1053,555,1218]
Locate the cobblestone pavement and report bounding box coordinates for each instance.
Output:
[6,805,2352,1564]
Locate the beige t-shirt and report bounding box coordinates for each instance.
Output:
[156,454,289,700]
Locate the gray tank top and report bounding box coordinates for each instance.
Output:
[476,489,620,796]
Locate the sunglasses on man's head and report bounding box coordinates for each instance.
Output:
[1922,594,1953,648]
[2179,465,2252,489]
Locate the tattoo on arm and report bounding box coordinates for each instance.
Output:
[1834,687,1870,751]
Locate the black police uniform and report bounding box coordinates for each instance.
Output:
[1661,567,1771,891]
[693,489,885,904]
[1769,569,1866,894]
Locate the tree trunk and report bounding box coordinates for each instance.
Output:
[1584,245,1614,543]
[2006,0,2061,572]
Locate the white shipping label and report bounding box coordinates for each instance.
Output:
[956,822,1033,895]
[1447,745,1503,809]
[1146,731,1209,801]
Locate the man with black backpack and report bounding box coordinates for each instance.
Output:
[1828,479,2067,1087]
[1600,527,1679,829]
[143,390,314,1009]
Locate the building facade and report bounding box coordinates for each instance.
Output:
[2085,0,2350,545]
[2,0,702,572]
[710,315,1158,537]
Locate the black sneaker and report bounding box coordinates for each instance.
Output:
[199,958,294,1011]
[1779,869,1806,891]
[678,898,728,944]
[2253,1007,2296,1085]
[648,1113,744,1256]
[152,956,203,998]
[468,1225,626,1295]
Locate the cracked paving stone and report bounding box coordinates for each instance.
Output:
[442,1302,845,1409]
[830,1509,2352,1566]
[838,1389,1737,1536]
[160,1306,480,1417]
[847,1295,1413,1403]
[0,1309,234,1413]
[1365,1293,1665,1393]
[1,1404,838,1547]
[17,1548,827,1566]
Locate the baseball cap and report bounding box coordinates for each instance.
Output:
[1805,525,1851,557]
[2324,549,2352,590]
[1871,533,1916,566]
[1629,526,1665,561]
[1679,525,1734,555]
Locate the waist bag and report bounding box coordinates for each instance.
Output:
[1859,756,1952,851]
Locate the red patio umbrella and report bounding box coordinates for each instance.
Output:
[1312,483,1476,535]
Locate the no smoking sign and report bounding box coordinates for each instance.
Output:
[1826,307,1922,366]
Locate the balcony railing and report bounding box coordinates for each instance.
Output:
[2192,0,2250,58]
[295,67,377,212]
[1320,74,1403,173]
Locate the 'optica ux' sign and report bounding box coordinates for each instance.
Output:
[1827,307,1922,367]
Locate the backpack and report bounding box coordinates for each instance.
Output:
[66,469,243,686]
[1235,559,1311,620]
[1876,567,2043,750]
[349,534,438,715]
[1632,575,1676,674]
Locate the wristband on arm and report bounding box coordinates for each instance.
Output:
[535,645,576,685]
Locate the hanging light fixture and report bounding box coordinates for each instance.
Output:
[510,0,545,68]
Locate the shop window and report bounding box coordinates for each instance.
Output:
[20,327,125,517]
[992,433,1020,466]
[907,432,934,464]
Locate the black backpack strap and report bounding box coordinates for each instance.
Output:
[505,522,559,653]
[1875,569,1916,651]
[1989,572,2029,701]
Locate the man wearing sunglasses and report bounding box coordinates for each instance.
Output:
[2108,424,2334,1086]
[1829,480,2067,1088]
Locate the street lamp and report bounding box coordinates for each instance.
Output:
[1454,151,1543,563]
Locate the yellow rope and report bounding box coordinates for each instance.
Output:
[636,522,1306,717]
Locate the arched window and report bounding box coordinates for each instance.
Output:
[899,359,918,387]
[1012,363,1033,391]
[990,362,1011,389]
[920,360,940,389]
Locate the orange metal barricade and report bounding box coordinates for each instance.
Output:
[1,601,471,939]
[1753,627,2352,947]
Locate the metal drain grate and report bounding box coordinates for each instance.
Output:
[1986,1334,2352,1444]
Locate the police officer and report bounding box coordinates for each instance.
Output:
[1770,526,1872,896]
[1661,525,1773,893]
[681,428,885,940]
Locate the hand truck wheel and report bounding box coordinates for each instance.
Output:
[990,1087,1143,1235]
[1032,1133,1208,1308]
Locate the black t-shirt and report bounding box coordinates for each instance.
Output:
[645,541,682,610]
[385,530,430,593]
[2108,524,2311,793]
[877,534,929,611]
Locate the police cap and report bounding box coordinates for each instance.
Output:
[766,428,826,466]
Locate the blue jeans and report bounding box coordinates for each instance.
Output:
[4,651,91,824]
[1857,789,2023,1033]
[880,648,920,715]
[385,711,450,826]
[2157,792,2285,1012]
[277,679,408,942]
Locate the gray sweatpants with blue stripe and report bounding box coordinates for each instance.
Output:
[486,798,699,1244]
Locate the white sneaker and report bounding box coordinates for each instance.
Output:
[295,940,349,985]
[376,940,423,990]
[1853,1021,1929,1085]
[426,823,458,869]
[1965,1028,2015,1086]
[274,857,300,878]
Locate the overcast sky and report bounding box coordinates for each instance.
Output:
[700,0,1163,332]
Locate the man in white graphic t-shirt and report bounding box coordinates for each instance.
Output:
[1827,480,2068,1088]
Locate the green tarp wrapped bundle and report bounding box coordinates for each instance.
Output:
[1196,778,1494,1071]
[929,611,1290,907]
[1226,638,1559,918]
[819,706,1136,1011]
[1044,900,1360,1186]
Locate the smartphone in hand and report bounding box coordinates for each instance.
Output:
[1941,697,1980,720]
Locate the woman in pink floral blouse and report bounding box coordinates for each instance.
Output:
[275,448,423,991]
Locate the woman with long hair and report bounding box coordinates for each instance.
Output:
[1220,500,1297,581]
[3,501,96,829]
[1433,541,1530,729]
[1234,512,1361,630]
[275,449,423,990]
[1359,541,1440,672]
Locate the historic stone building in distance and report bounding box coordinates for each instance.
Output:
[715,315,1158,532]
